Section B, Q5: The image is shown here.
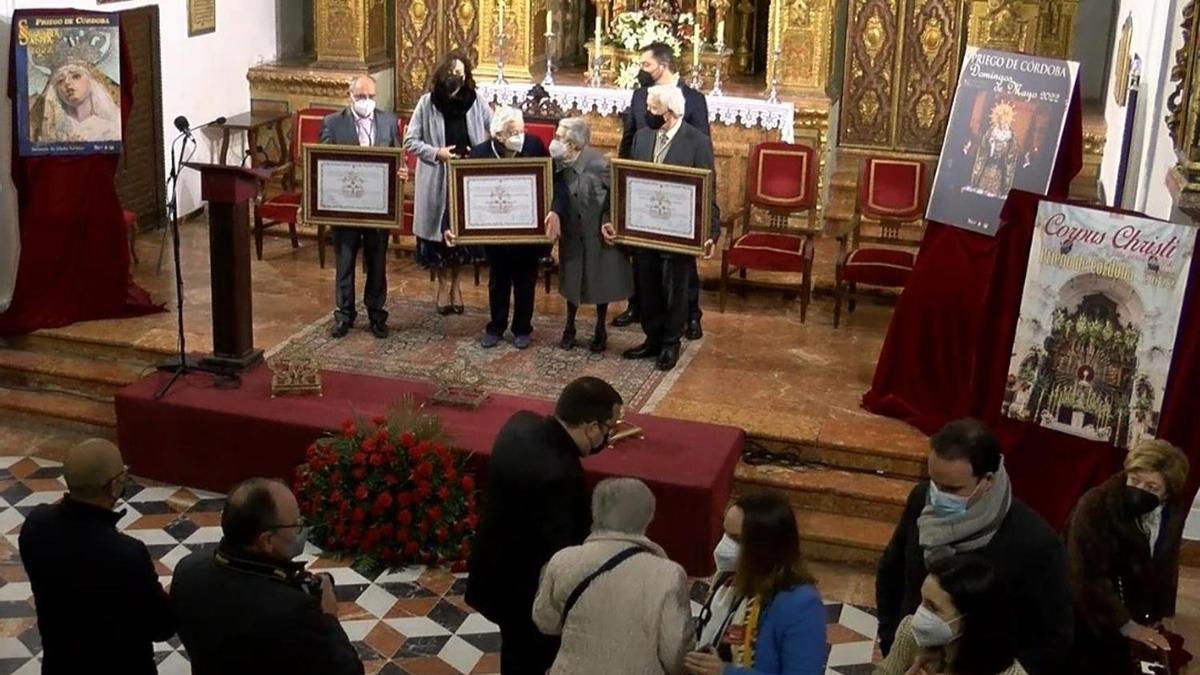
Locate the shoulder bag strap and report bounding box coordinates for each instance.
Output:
[560,546,645,628]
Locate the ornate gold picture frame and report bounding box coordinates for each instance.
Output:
[302,144,404,230]
[187,0,216,37]
[1112,15,1134,107]
[611,159,712,257]
[447,158,555,245]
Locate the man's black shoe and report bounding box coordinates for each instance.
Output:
[370,322,389,339]
[331,321,352,338]
[622,341,661,360]
[656,344,680,371]
[685,319,703,340]
[612,308,639,327]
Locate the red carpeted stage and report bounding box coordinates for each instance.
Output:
[114,365,743,576]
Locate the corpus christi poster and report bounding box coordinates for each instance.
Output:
[14,13,123,157]
[927,47,1078,236]
[1003,202,1196,448]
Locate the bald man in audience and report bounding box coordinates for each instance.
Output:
[19,439,175,675]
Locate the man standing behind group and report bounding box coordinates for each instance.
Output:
[466,376,623,674]
[608,85,719,371]
[322,74,402,340]
[614,42,711,339]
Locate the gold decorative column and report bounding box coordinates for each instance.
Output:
[765,0,838,96]
[315,0,390,67]
[1167,0,1200,218]
[394,0,481,110]
[966,0,1078,58]
[476,0,538,82]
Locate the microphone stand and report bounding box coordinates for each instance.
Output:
[154,128,202,400]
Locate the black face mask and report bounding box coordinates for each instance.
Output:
[442,74,465,92]
[636,69,657,89]
[1122,485,1161,517]
[645,112,667,130]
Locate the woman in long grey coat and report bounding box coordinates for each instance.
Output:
[550,117,633,353]
[403,52,492,314]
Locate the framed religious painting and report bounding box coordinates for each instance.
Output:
[447,158,555,244]
[610,159,711,256]
[302,144,404,229]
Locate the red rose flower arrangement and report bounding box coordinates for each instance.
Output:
[294,398,480,570]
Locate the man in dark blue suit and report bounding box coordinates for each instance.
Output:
[320,74,402,340]
[455,106,567,350]
[614,42,711,339]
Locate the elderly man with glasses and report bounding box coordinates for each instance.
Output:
[20,439,175,675]
[171,478,362,675]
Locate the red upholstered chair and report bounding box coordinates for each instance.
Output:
[122,209,139,265]
[833,157,928,328]
[719,141,820,321]
[391,117,419,258]
[255,107,336,265]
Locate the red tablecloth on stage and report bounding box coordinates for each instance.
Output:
[115,367,743,576]
[863,93,1200,527]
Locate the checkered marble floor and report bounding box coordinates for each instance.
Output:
[0,456,879,675]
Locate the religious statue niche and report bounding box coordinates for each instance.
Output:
[1008,295,1142,447]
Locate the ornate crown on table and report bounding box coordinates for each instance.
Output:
[29,27,114,72]
[430,355,488,410]
[269,357,322,397]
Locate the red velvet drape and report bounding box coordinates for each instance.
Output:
[0,9,163,336]
[862,90,1200,528]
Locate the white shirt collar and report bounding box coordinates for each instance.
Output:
[660,118,682,144]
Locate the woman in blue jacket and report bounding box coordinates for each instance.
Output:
[685,492,828,675]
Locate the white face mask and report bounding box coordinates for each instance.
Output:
[712,533,740,573]
[352,98,376,118]
[504,132,526,152]
[549,139,570,160]
[911,605,962,648]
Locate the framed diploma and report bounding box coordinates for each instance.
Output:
[611,159,711,256]
[302,144,403,229]
[448,158,554,244]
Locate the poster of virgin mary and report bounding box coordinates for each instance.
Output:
[14,13,123,157]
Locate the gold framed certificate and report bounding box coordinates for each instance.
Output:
[611,159,711,256]
[302,144,404,230]
[448,158,554,244]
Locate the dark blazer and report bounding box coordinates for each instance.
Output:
[1063,473,1187,674]
[467,134,569,219]
[875,483,1073,675]
[19,497,175,675]
[171,545,363,675]
[465,412,591,625]
[631,122,721,242]
[320,106,401,147]
[620,80,710,159]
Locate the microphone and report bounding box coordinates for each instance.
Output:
[174,115,191,134]
[173,115,227,137]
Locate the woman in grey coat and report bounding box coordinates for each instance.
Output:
[551,118,634,353]
[403,52,492,314]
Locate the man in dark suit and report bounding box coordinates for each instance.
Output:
[171,478,362,675]
[451,106,566,350]
[614,41,711,340]
[875,419,1073,675]
[321,74,402,340]
[19,439,175,675]
[466,376,623,674]
[606,84,719,371]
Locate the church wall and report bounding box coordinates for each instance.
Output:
[1,0,279,216]
[0,0,18,312]
[1098,0,1183,220]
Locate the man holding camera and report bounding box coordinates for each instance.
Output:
[171,478,362,675]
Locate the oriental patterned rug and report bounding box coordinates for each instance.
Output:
[266,298,702,412]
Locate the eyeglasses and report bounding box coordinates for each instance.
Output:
[263,516,307,532]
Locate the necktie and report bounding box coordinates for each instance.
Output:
[356,117,373,147]
[653,131,670,163]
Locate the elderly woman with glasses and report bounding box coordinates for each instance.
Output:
[549,117,634,353]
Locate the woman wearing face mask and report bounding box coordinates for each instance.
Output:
[1063,440,1192,675]
[874,555,1022,675]
[684,492,827,675]
[404,52,493,314]
[550,117,633,352]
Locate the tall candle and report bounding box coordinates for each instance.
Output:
[498,0,505,34]
[715,20,725,47]
[595,16,602,45]
[546,9,553,35]
[773,6,781,52]
[692,32,700,70]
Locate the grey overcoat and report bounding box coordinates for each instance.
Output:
[558,147,634,306]
[402,92,492,242]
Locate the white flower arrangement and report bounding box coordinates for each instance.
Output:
[609,11,683,56]
[615,61,642,89]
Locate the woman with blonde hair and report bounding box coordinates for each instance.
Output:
[1064,439,1192,674]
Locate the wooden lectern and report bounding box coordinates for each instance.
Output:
[183,162,270,372]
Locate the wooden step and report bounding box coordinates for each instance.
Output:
[0,333,170,367]
[795,510,893,567]
[0,348,144,398]
[0,387,117,436]
[746,436,927,480]
[736,462,915,523]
